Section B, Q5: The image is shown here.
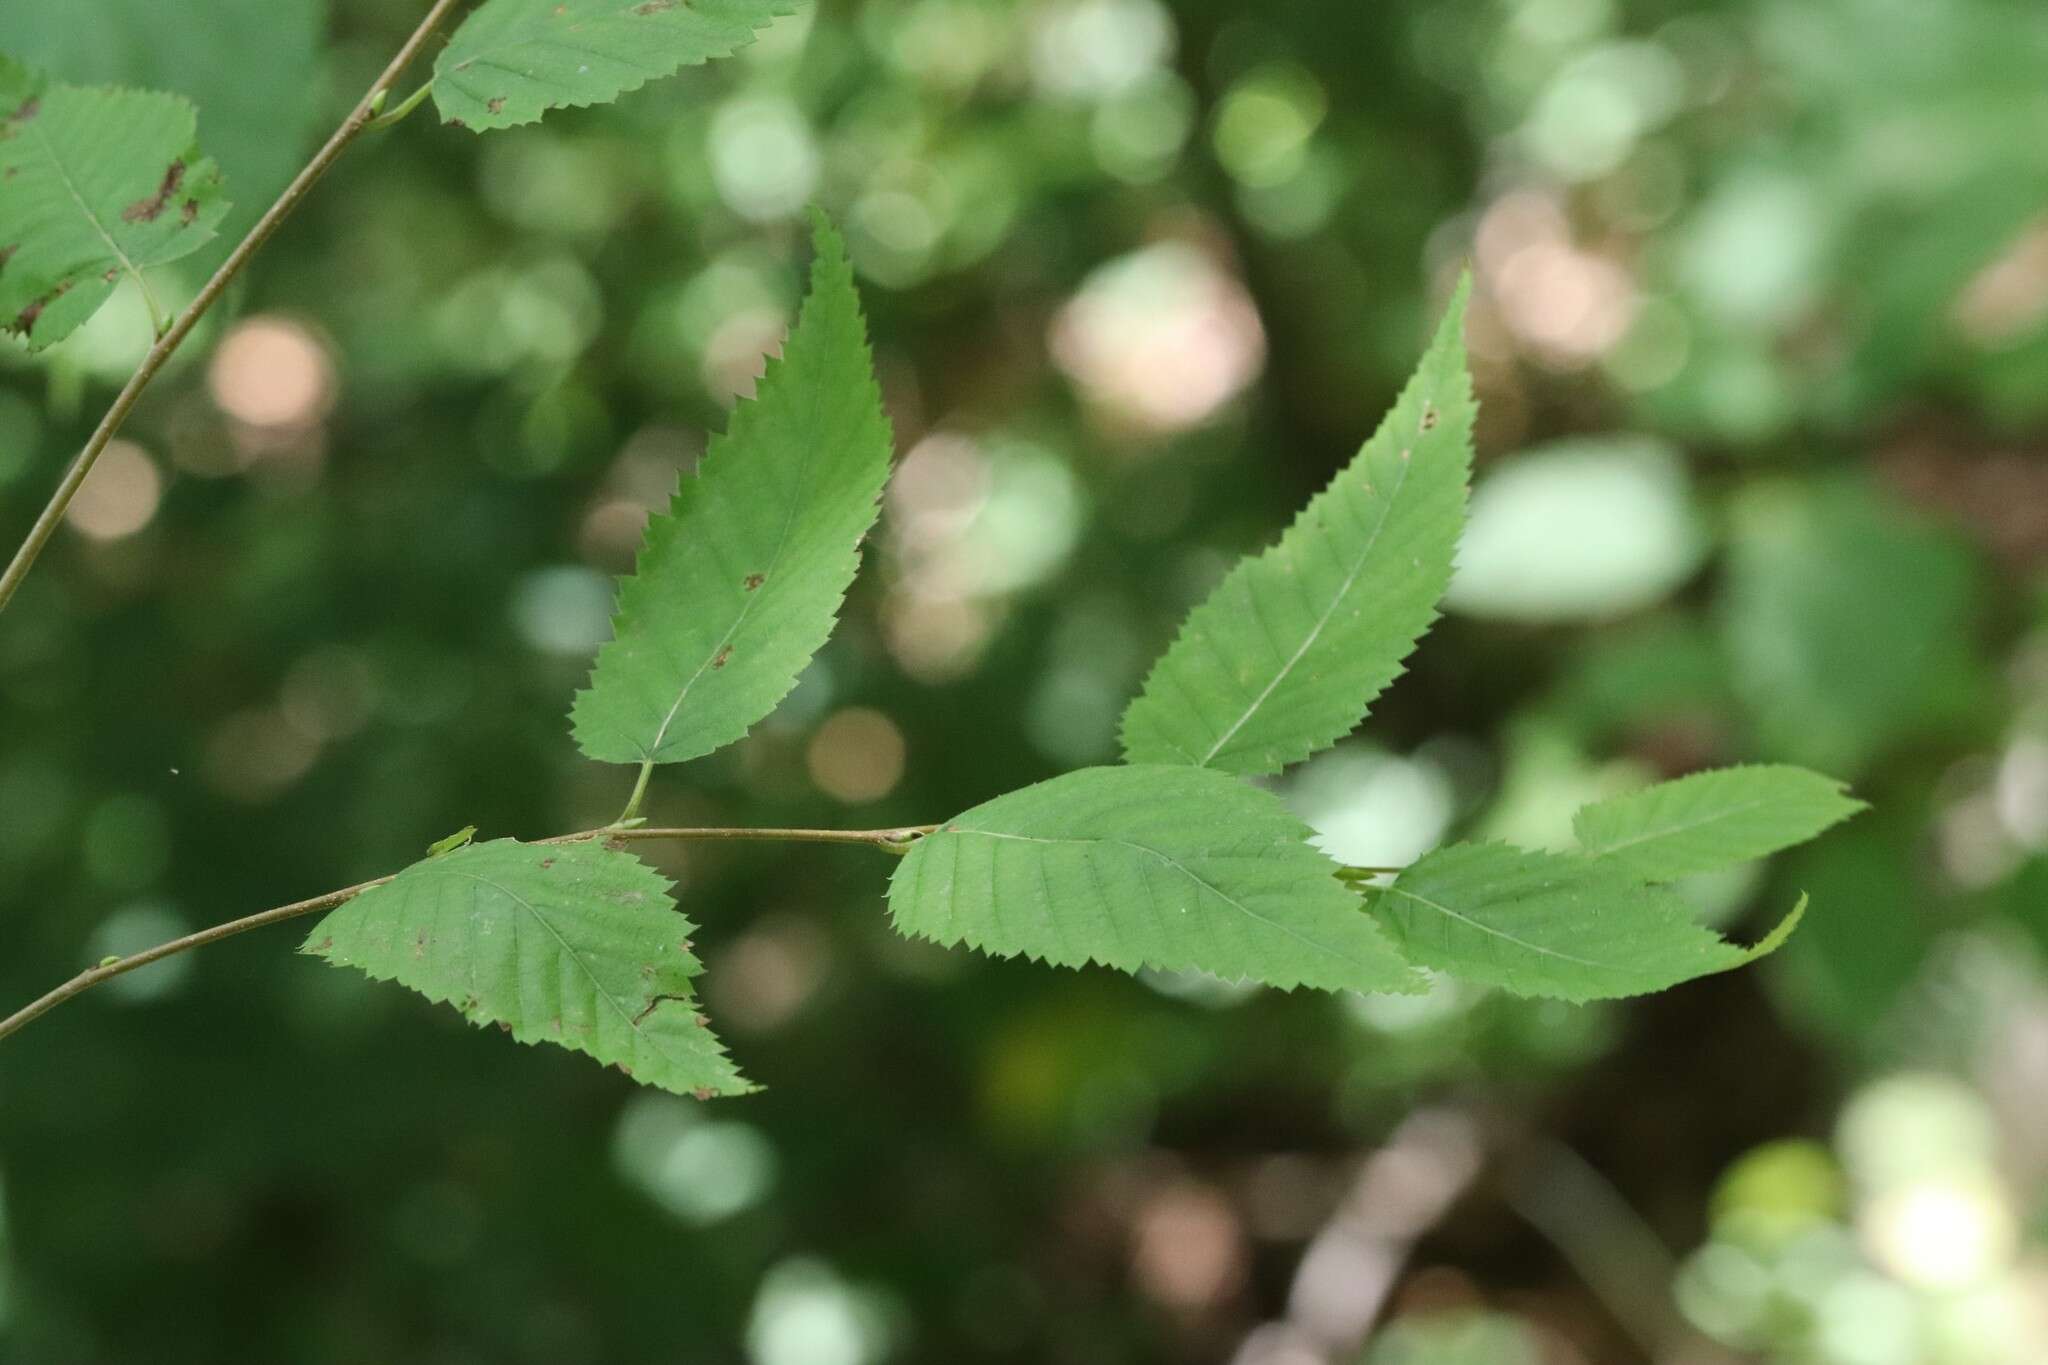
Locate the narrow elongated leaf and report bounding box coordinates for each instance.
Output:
[888,765,1425,994]
[1573,764,1866,882]
[304,839,752,1097]
[1363,842,1801,1002]
[571,216,892,765]
[1119,279,1475,775]
[0,59,228,350]
[432,0,795,131]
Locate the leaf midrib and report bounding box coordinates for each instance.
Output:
[951,826,1396,978]
[1381,882,1610,972]
[420,866,691,1062]
[640,359,827,760]
[1580,794,1777,859]
[23,106,146,300]
[1196,430,1420,767]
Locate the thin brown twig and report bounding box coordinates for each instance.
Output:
[0,876,393,1046]
[0,821,938,1045]
[0,0,469,614]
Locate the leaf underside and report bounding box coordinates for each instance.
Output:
[1119,277,1476,776]
[432,0,798,131]
[1362,841,1800,1003]
[570,215,893,766]
[304,839,752,1097]
[1573,763,1868,883]
[888,764,1425,995]
[0,59,228,350]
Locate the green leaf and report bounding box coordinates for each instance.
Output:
[1,0,325,258]
[887,765,1424,994]
[1573,764,1866,883]
[571,216,892,766]
[1119,278,1476,775]
[1362,841,1801,1002]
[0,58,228,350]
[432,0,796,131]
[304,839,752,1097]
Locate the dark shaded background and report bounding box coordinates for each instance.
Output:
[2,0,2046,1361]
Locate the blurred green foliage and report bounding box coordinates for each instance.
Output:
[2,0,2047,1362]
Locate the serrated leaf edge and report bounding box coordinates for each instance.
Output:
[431,0,802,131]
[568,212,888,766]
[301,839,756,1097]
[1118,273,1475,775]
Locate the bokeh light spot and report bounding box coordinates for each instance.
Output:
[806,707,906,804]
[64,439,162,541]
[206,316,334,430]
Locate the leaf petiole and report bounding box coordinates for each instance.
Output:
[363,81,433,132]
[612,759,655,828]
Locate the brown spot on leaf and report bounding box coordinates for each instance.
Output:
[314,936,333,952]
[1421,403,1439,432]
[447,117,466,129]
[712,644,733,669]
[12,278,71,336]
[497,1020,512,1034]
[487,96,505,114]
[743,572,765,591]
[4,97,39,130]
[413,929,429,959]
[102,267,118,282]
[180,198,198,225]
[121,160,186,224]
[634,0,679,12]
[616,1063,634,1078]
[691,1087,715,1101]
[539,857,555,869]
